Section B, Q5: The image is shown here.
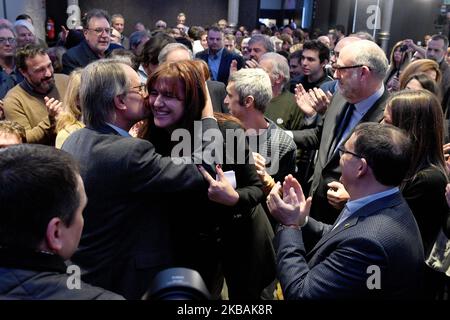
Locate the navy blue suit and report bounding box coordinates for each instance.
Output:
[274,192,424,299]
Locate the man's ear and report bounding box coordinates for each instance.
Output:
[45,217,63,253]
[357,158,369,178]
[244,95,255,109]
[114,94,127,111]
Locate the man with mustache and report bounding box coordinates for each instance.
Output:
[2,45,68,145]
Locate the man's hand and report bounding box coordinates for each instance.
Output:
[245,58,259,69]
[327,181,350,210]
[294,84,331,116]
[44,96,63,120]
[267,174,312,226]
[229,59,238,76]
[445,183,450,208]
[198,164,239,206]
[0,99,4,120]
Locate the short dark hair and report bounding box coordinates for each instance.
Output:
[82,8,110,29]
[353,123,412,186]
[0,120,26,143]
[430,34,449,51]
[15,14,32,23]
[140,33,176,67]
[0,145,80,250]
[289,49,303,61]
[302,40,330,63]
[335,25,346,35]
[207,26,223,35]
[16,44,47,71]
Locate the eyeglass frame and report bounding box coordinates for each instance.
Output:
[85,27,112,36]
[337,145,363,159]
[128,84,148,97]
[0,37,16,45]
[332,63,371,71]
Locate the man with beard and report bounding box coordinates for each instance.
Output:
[2,45,68,145]
[290,40,389,228]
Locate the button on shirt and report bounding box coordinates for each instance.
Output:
[208,48,224,81]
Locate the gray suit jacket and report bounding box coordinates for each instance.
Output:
[292,90,388,224]
[274,192,425,299]
[61,119,218,299]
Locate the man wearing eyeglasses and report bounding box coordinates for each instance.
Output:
[62,9,112,75]
[267,123,424,299]
[0,25,24,100]
[290,40,389,229]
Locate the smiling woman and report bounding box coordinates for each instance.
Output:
[142,60,275,300]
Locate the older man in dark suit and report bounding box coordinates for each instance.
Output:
[62,59,218,299]
[267,123,424,299]
[196,27,244,85]
[62,9,112,75]
[291,40,389,225]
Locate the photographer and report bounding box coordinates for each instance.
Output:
[384,41,412,92]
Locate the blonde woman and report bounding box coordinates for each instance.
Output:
[55,69,83,148]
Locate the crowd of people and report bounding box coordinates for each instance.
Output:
[0,7,450,301]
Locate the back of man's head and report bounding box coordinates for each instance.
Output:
[353,123,411,187]
[158,42,192,63]
[229,68,272,113]
[80,60,129,128]
[0,120,25,146]
[259,52,290,88]
[0,145,80,251]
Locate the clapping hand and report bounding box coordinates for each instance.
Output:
[44,96,63,120]
[294,84,332,116]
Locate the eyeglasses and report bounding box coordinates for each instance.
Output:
[332,64,370,71]
[0,37,16,45]
[338,145,362,158]
[86,28,112,35]
[129,84,148,97]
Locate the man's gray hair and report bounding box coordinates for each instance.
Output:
[249,34,274,53]
[259,52,290,89]
[350,40,388,80]
[229,68,273,113]
[158,42,193,63]
[80,60,130,128]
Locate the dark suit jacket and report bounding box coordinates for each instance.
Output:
[207,80,228,113]
[61,119,218,299]
[62,40,102,75]
[292,89,389,224]
[274,192,425,299]
[196,49,244,85]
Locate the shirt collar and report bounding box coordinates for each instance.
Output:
[346,187,399,215]
[106,123,132,137]
[354,84,384,115]
[209,47,224,59]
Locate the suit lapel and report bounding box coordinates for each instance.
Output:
[307,192,403,258]
[321,93,347,163]
[217,50,229,83]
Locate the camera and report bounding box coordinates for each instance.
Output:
[143,267,211,300]
[400,44,408,52]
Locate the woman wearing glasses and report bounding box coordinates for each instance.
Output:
[143,60,275,300]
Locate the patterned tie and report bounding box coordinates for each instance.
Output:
[329,103,355,157]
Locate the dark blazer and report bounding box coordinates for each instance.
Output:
[150,120,274,299]
[62,40,102,75]
[292,89,389,224]
[61,119,218,299]
[402,167,448,257]
[207,80,228,113]
[274,192,425,299]
[196,49,244,85]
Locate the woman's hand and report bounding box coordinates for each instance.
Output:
[198,164,239,206]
